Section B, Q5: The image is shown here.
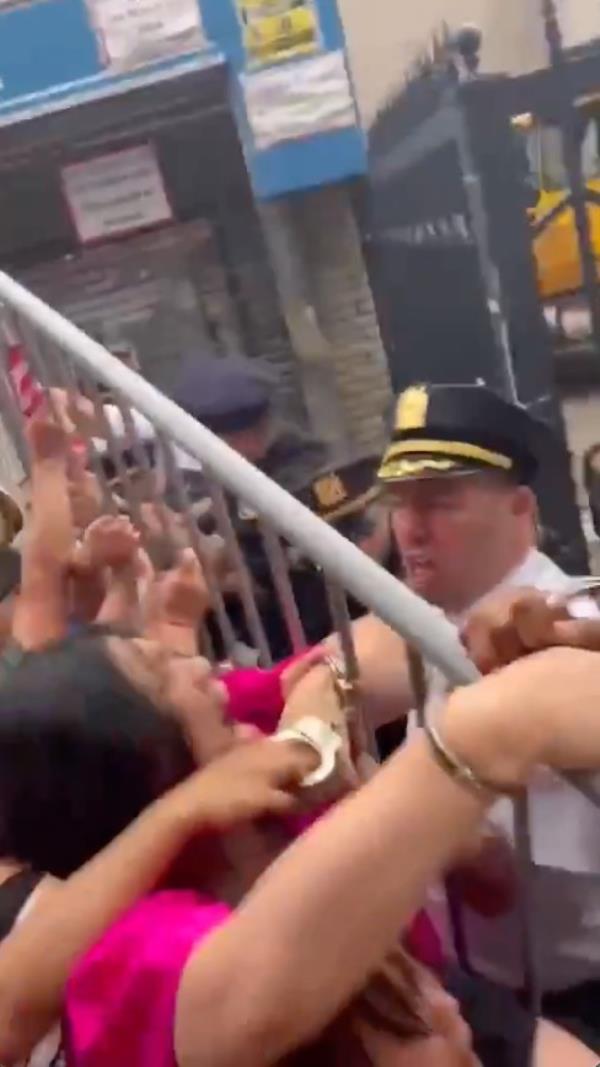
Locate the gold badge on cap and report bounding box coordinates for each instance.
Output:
[395,386,429,432]
[313,473,347,511]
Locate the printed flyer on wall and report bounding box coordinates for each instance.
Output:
[87,0,207,70]
[237,0,321,69]
[62,145,173,245]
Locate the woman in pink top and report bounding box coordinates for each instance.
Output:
[0,632,594,1066]
[0,629,467,1067]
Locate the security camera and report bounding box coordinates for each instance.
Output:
[449,24,482,77]
[451,24,482,58]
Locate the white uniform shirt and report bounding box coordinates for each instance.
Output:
[95,406,203,474]
[422,549,600,992]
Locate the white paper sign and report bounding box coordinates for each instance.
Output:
[242,50,357,151]
[62,145,173,245]
[88,0,206,71]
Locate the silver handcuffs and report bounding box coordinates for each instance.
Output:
[272,716,344,788]
[549,576,600,619]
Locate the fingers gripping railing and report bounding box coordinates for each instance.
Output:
[0,270,598,1033]
[0,273,478,682]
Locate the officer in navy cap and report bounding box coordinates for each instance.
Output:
[376,382,552,616]
[378,382,544,488]
[174,357,330,659]
[172,356,328,497]
[255,455,396,658]
[295,456,392,567]
[363,382,600,1035]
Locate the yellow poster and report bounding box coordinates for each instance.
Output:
[237,0,320,67]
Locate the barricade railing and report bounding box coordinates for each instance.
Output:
[0,269,599,1037]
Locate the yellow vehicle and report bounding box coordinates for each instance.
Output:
[238,0,319,67]
[513,103,600,301]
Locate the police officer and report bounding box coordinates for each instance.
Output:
[283,455,397,651]
[171,356,332,658]
[171,356,329,499]
[210,455,392,662]
[317,382,600,1048]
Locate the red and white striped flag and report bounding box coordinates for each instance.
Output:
[6,341,44,419]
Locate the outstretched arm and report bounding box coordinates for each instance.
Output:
[0,741,312,1064]
[175,646,600,1067]
[12,411,73,649]
[76,515,143,630]
[281,613,414,739]
[144,549,210,656]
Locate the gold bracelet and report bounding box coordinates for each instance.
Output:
[324,654,360,718]
[425,722,500,798]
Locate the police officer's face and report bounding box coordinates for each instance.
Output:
[222,417,270,465]
[389,473,534,613]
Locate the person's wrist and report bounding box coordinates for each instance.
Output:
[110,561,138,581]
[441,686,536,791]
[146,621,198,657]
[152,781,212,841]
[33,455,67,471]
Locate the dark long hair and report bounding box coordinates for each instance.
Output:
[0,634,193,878]
[0,636,434,1059]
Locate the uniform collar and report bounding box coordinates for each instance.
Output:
[450,548,559,628]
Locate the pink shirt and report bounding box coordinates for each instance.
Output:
[223,662,291,736]
[66,892,230,1067]
[65,660,444,1064]
[222,663,443,972]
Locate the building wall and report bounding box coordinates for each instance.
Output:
[338,0,547,123]
[193,188,392,459]
[556,0,600,48]
[293,185,392,457]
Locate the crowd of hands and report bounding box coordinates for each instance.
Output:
[16,398,224,651]
[12,399,600,818]
[5,400,600,1066]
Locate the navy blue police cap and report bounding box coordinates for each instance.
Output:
[296,456,381,524]
[379,383,549,487]
[172,357,271,435]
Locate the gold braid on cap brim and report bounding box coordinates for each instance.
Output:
[378,438,513,483]
[321,485,381,523]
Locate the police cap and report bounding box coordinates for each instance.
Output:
[172,357,270,435]
[296,456,380,523]
[378,383,546,487]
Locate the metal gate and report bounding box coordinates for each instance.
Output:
[2,269,600,1052]
[366,12,600,577]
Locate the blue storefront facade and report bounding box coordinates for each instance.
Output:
[0,0,391,460]
[0,0,366,199]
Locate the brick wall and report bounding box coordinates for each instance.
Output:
[207,184,393,463]
[217,206,309,428]
[290,184,392,459]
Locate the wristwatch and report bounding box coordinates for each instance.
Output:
[273,716,344,788]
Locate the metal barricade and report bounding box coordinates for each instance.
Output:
[1,269,600,1040]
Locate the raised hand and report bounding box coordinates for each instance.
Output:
[26,407,69,465]
[443,645,600,790]
[148,548,211,629]
[82,516,140,572]
[68,475,103,532]
[48,388,99,438]
[462,587,600,674]
[166,738,318,832]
